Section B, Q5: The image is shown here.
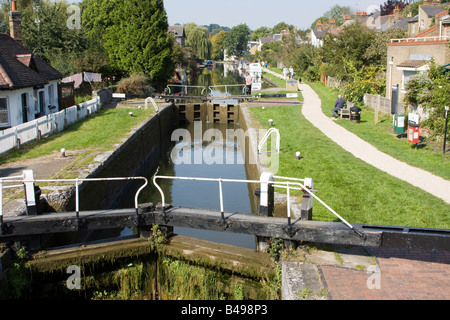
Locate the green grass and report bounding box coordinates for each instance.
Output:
[0,107,153,164]
[308,81,450,180]
[250,104,450,229]
[262,71,286,88]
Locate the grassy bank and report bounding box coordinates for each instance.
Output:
[249,104,450,229]
[307,81,450,180]
[0,106,154,171]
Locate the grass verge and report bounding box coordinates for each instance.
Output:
[0,107,154,166]
[249,103,450,229]
[307,81,450,180]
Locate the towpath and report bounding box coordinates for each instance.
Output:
[264,68,450,204]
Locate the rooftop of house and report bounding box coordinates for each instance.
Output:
[168,25,185,37]
[0,33,63,90]
[421,5,449,18]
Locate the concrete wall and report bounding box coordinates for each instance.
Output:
[76,104,179,211]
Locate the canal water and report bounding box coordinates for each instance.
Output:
[42,63,262,250]
[139,63,258,249]
[141,121,257,249]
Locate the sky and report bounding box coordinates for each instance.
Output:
[164,0,390,30]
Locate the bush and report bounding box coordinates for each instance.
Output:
[116,74,156,96]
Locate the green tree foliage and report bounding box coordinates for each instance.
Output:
[1,0,87,72]
[323,5,352,26]
[251,26,272,41]
[380,0,414,15]
[272,22,293,34]
[320,23,377,80]
[185,23,212,60]
[211,30,228,60]
[87,0,174,90]
[338,60,385,104]
[224,24,250,57]
[364,28,408,66]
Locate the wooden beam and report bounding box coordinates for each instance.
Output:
[2,206,449,250]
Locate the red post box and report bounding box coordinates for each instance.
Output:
[407,121,420,144]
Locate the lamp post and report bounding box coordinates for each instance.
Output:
[444,106,449,154]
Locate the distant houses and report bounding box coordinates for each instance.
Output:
[386,2,449,101]
[169,25,186,46]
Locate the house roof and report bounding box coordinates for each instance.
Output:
[259,36,274,44]
[386,18,410,31]
[168,25,185,37]
[0,33,63,86]
[397,60,428,69]
[0,48,49,89]
[421,5,447,18]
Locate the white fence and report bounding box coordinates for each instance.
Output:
[0,98,100,154]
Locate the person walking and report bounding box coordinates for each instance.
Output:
[289,66,295,79]
[331,94,345,118]
[283,66,288,80]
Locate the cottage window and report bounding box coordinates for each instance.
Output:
[48,84,54,106]
[402,70,418,90]
[38,91,45,114]
[0,97,9,126]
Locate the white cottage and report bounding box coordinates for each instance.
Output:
[0,2,63,129]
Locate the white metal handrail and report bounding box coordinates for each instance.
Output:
[208,85,246,95]
[145,97,159,112]
[390,36,449,43]
[166,85,207,96]
[152,175,361,236]
[0,175,148,223]
[258,128,280,153]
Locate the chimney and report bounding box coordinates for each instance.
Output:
[316,20,323,31]
[344,15,351,22]
[9,1,22,44]
[329,19,336,29]
[394,6,400,20]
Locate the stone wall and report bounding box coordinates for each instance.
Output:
[73,104,179,211]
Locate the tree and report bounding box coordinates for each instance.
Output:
[251,26,272,41]
[185,23,212,60]
[323,5,352,26]
[272,22,293,34]
[211,30,228,60]
[224,24,250,57]
[19,0,88,73]
[379,0,413,15]
[320,23,377,80]
[99,0,174,90]
[364,28,408,66]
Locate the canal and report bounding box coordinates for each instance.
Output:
[43,62,263,250]
[138,62,258,249]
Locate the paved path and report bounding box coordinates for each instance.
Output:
[264,68,450,204]
[321,247,450,300]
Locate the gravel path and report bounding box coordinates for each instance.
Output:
[299,82,450,204]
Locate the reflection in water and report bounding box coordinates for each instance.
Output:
[143,122,256,249]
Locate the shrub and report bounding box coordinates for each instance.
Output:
[116,74,156,96]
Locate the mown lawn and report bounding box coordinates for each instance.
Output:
[249,103,450,229]
[308,81,450,180]
[0,107,154,164]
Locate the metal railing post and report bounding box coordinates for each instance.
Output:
[0,180,3,227]
[75,179,79,219]
[218,178,224,221]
